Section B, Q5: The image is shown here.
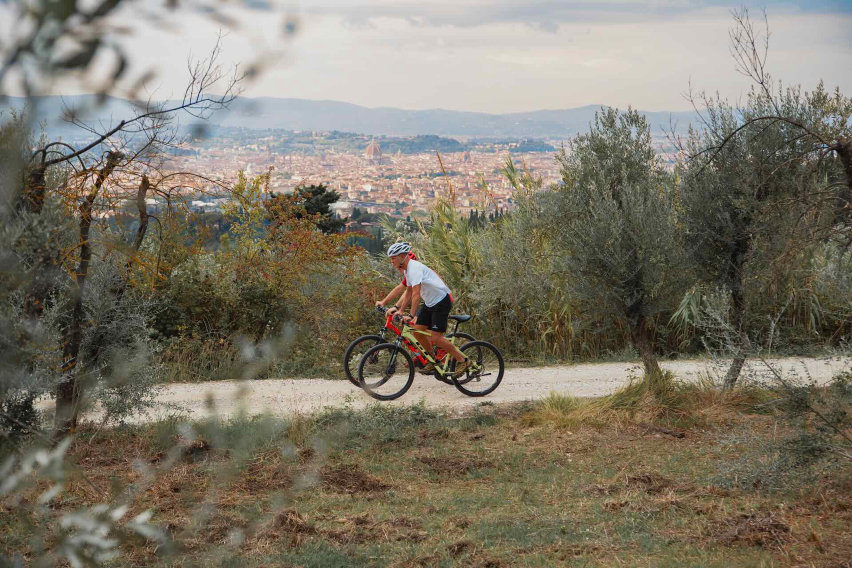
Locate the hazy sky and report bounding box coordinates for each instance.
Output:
[21,0,852,112]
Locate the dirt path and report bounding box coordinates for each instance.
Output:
[122,356,849,423]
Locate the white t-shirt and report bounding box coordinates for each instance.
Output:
[404,259,451,307]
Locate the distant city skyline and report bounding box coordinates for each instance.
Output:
[3,0,851,113]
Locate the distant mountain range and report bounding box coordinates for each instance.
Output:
[0,95,699,141]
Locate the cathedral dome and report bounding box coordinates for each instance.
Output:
[365,139,382,161]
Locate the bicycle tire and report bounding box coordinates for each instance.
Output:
[448,331,475,344]
[450,340,504,397]
[357,343,415,401]
[445,332,476,384]
[343,334,384,387]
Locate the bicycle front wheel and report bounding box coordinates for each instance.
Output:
[343,334,384,387]
[358,343,415,401]
[451,341,504,397]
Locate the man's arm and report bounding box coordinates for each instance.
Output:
[393,287,412,312]
[377,282,406,308]
[407,284,421,318]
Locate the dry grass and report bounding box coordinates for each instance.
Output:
[2,396,851,567]
[521,372,778,431]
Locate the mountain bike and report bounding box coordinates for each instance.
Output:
[356,312,504,401]
[343,307,475,387]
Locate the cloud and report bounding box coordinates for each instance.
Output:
[33,0,852,115]
[289,0,851,31]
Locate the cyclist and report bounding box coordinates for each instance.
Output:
[385,242,469,376]
[375,248,417,313]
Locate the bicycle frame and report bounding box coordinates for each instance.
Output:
[372,307,475,379]
[379,313,403,341]
[391,323,461,375]
[376,310,442,368]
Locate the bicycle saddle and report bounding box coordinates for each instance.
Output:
[449,314,472,322]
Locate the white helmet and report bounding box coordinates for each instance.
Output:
[386,242,412,257]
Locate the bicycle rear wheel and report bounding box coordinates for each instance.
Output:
[358,343,415,401]
[450,340,504,397]
[447,331,475,345]
[343,334,384,387]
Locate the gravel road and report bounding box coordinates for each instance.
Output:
[120,356,849,424]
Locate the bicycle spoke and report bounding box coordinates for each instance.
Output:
[343,335,384,387]
[452,341,504,397]
[359,344,414,400]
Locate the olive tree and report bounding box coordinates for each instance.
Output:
[0,0,298,437]
[693,8,852,238]
[678,8,850,388]
[680,95,806,387]
[547,107,684,378]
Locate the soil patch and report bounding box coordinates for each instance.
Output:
[448,540,474,558]
[230,453,292,495]
[320,463,390,494]
[709,513,791,549]
[464,556,507,568]
[593,470,680,496]
[324,513,427,545]
[623,472,674,494]
[556,543,603,559]
[181,438,211,461]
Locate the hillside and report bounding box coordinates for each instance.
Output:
[1,95,698,140]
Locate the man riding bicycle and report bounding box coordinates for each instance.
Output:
[375,249,417,314]
[384,242,469,376]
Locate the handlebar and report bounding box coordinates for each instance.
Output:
[376,305,407,323]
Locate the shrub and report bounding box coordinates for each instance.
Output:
[714,365,852,491]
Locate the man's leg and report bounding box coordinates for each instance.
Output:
[412,324,433,354]
[424,295,463,362]
[412,304,434,355]
[429,331,465,362]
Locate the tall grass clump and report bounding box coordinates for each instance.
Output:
[522,371,779,431]
[520,392,582,428]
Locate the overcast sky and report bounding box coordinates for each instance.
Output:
[15,0,852,113]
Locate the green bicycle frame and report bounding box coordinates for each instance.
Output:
[392,323,463,377]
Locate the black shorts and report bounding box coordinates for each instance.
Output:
[416,294,452,333]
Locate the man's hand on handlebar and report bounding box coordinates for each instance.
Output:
[375,304,408,323]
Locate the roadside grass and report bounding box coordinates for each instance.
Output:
[157,336,347,383]
[2,395,850,567]
[520,372,778,431]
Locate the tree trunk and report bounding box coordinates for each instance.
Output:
[724,242,748,390]
[622,243,662,381]
[20,163,50,321]
[114,174,150,294]
[130,175,150,253]
[54,152,121,438]
[629,315,662,379]
[21,163,46,214]
[89,176,153,379]
[835,137,852,227]
[54,196,94,436]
